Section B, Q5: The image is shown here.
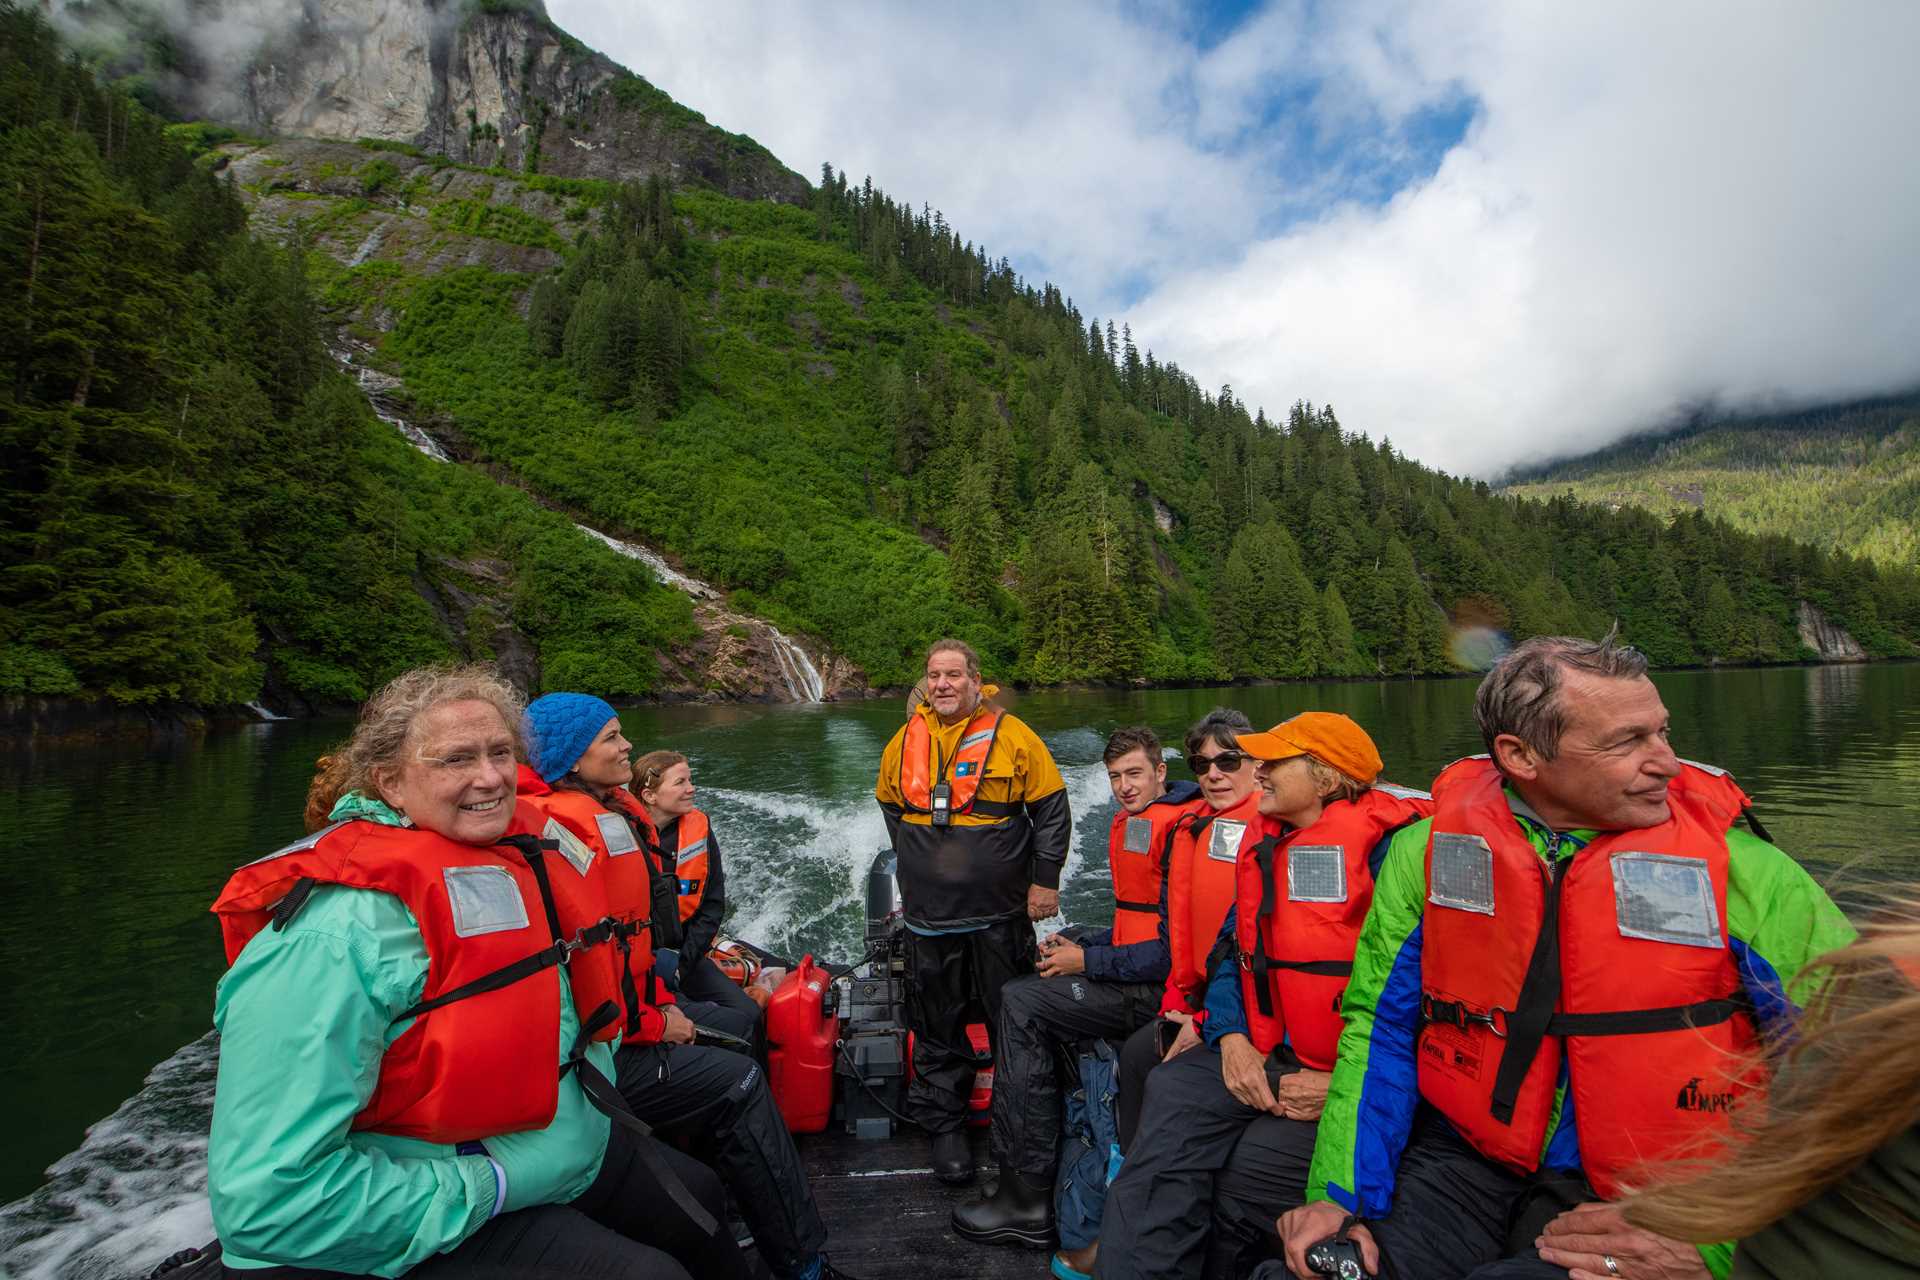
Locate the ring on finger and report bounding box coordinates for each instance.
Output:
[1602,1256,1620,1277]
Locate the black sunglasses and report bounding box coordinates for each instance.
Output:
[1188,751,1250,776]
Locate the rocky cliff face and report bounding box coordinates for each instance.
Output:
[66,0,810,204]
[1797,600,1868,661]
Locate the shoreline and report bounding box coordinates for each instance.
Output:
[3,653,1892,748]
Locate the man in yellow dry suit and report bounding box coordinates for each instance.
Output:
[875,638,1073,1184]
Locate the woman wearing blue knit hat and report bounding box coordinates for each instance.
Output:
[520,692,856,1280]
[526,694,856,1280]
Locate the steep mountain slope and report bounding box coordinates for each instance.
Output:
[9,1,1920,724]
[57,0,807,202]
[1504,397,1920,570]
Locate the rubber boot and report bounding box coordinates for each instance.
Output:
[950,1163,1054,1248]
[931,1129,975,1186]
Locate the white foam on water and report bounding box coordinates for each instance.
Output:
[0,1035,217,1280]
[700,786,888,960]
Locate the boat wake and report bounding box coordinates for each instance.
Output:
[0,754,1123,1278]
[0,1036,216,1280]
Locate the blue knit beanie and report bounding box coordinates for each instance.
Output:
[524,692,620,783]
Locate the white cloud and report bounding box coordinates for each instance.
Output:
[552,1,1920,477]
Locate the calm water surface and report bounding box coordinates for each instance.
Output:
[3,665,1918,1275]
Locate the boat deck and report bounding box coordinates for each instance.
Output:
[795,1125,1046,1279]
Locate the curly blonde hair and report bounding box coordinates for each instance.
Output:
[303,664,526,829]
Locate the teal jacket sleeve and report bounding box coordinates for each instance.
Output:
[208,886,500,1276]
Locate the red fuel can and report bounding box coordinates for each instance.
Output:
[766,954,836,1133]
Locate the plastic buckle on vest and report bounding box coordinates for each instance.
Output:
[1422,995,1510,1038]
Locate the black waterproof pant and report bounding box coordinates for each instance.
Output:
[1363,1109,1595,1280]
[989,972,1161,1178]
[616,1040,827,1279]
[903,916,1037,1133]
[1093,1045,1318,1280]
[219,1123,750,1280]
[1115,1016,1177,1153]
[677,951,763,1039]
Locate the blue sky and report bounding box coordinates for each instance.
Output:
[551,1,1920,477]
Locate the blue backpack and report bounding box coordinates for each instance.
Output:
[1053,1037,1124,1250]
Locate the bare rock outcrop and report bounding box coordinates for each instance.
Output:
[1797,600,1868,661]
[62,0,809,205]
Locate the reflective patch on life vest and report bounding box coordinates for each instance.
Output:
[444,865,530,937]
[1123,817,1155,855]
[959,729,995,751]
[1208,820,1246,863]
[1287,845,1347,902]
[1429,832,1496,914]
[240,820,348,866]
[1611,852,1722,949]
[1374,782,1433,801]
[677,837,709,865]
[595,812,639,857]
[542,818,596,877]
[1678,758,1728,778]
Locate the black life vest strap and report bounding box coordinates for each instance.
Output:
[389,835,610,1025]
[394,940,570,1023]
[561,1001,718,1238]
[1113,898,1159,915]
[1742,806,1774,844]
[1544,998,1747,1037]
[1250,832,1284,1019]
[1488,857,1570,1125]
[271,877,318,931]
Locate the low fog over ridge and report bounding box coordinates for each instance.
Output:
[554,0,1920,479]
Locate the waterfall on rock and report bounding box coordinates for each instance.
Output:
[570,524,721,600]
[768,627,826,702]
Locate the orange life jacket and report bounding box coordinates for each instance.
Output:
[1162,791,1269,1016]
[210,812,622,1143]
[1107,790,1207,946]
[1417,756,1762,1197]
[519,776,672,1040]
[670,807,714,923]
[1235,785,1433,1067]
[899,704,1012,818]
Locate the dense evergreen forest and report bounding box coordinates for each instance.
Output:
[5,3,1919,711]
[1505,397,1920,570]
[0,6,692,707]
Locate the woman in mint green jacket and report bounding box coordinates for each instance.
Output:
[202,665,751,1280]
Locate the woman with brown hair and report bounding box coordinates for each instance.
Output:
[1613,904,1920,1280]
[632,748,763,1037]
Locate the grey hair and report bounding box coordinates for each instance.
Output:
[309,664,526,815]
[924,637,981,678]
[1474,628,1649,761]
[1185,707,1254,758]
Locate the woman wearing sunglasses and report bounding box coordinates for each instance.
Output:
[1047,710,1262,1280]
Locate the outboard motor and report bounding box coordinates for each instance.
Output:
[838,850,913,1138]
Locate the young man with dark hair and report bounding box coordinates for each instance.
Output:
[952,726,1202,1251]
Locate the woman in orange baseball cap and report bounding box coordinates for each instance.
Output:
[1093,712,1433,1280]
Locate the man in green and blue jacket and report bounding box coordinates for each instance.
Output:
[1279,635,1853,1280]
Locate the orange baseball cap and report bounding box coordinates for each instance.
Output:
[1235,712,1383,784]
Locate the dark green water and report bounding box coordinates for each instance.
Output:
[3,664,1918,1276]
